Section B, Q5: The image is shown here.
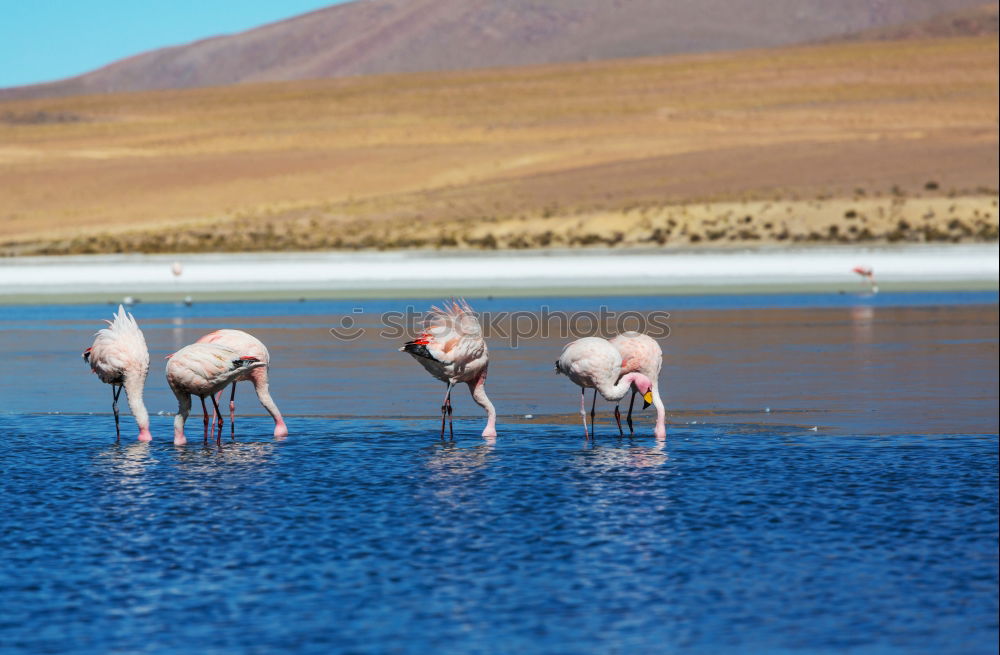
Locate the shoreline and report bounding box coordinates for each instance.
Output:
[1,244,997,304]
[8,192,997,257]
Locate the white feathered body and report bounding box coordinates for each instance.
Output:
[194,328,288,438]
[402,300,489,385]
[196,329,270,377]
[166,343,264,398]
[83,305,152,440]
[609,331,667,439]
[555,337,635,400]
[86,305,150,386]
[400,300,496,437]
[609,331,662,381]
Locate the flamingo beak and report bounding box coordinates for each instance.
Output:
[642,391,653,408]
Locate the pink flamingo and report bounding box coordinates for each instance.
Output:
[196,329,288,439]
[555,337,654,439]
[609,331,667,439]
[852,265,879,294]
[83,305,152,442]
[400,300,497,439]
[165,342,265,445]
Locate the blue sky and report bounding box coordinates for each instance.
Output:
[0,1,349,88]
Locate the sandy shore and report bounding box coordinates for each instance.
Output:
[1,244,996,303]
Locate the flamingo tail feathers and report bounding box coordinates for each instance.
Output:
[401,342,435,361]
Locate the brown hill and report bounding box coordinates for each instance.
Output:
[0,36,996,255]
[0,0,990,100]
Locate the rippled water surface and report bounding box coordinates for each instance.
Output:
[1,292,998,654]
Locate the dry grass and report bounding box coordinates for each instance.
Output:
[0,36,996,255]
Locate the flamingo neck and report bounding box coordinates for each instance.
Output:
[651,382,667,439]
[597,371,650,402]
[170,386,191,445]
[172,415,186,444]
[468,372,496,438]
[123,375,152,441]
[251,368,288,438]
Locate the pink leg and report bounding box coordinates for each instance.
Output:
[447,395,454,440]
[209,391,220,434]
[112,384,122,441]
[580,387,590,439]
[200,396,210,442]
[229,382,237,440]
[210,392,225,443]
[590,389,598,438]
[440,382,454,440]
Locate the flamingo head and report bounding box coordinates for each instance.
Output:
[632,374,655,408]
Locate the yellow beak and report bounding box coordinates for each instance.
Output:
[642,390,653,408]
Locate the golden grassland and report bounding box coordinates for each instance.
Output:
[0,36,997,255]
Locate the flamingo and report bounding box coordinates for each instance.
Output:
[555,337,654,439]
[852,265,879,294]
[400,300,497,439]
[83,305,152,442]
[165,342,265,445]
[609,331,667,439]
[196,329,288,439]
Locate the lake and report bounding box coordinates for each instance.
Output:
[1,291,997,654]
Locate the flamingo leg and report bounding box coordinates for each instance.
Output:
[440,382,454,440]
[112,384,122,441]
[209,390,222,435]
[210,393,224,443]
[201,396,210,442]
[614,404,624,437]
[626,390,636,437]
[447,395,454,441]
[590,389,598,438]
[580,387,589,439]
[229,382,237,440]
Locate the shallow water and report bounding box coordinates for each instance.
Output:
[1,292,998,654]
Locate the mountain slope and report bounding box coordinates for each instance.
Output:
[1,35,995,255]
[0,0,989,99]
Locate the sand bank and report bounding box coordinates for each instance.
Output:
[0,244,996,303]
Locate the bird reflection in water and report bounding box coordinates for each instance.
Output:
[424,437,497,482]
[629,439,668,469]
[172,439,276,469]
[99,440,155,479]
[577,438,668,471]
[850,305,876,344]
[171,316,186,352]
[94,441,158,508]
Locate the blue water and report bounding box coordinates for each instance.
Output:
[2,289,997,323]
[1,417,997,655]
[1,292,998,654]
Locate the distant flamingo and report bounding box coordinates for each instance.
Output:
[555,337,654,439]
[166,342,265,445]
[852,265,879,294]
[400,300,497,439]
[83,305,152,442]
[609,331,667,439]
[196,329,288,439]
